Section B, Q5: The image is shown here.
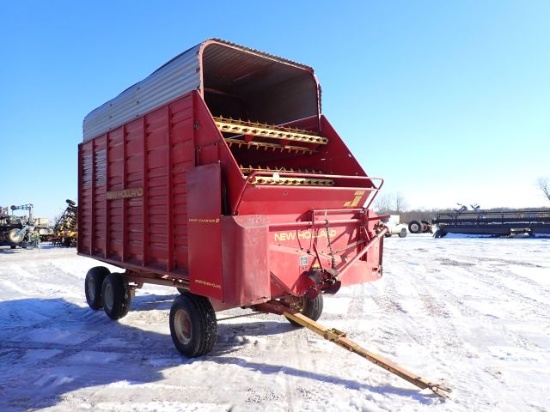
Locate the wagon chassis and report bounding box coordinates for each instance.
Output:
[85,221,450,399]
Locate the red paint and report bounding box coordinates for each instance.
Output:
[78,91,385,309]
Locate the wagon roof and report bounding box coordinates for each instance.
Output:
[83,39,319,141]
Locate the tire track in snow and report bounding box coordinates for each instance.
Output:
[382,257,473,360]
[397,240,549,409]
[382,242,520,407]
[0,292,174,377]
[404,276,473,358]
[471,261,550,319]
[423,253,546,355]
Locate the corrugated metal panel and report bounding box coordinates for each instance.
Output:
[83,44,202,141]
[83,39,320,141]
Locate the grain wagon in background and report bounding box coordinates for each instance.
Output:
[78,39,388,357]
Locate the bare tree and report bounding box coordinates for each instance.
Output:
[536,177,550,202]
[394,192,408,213]
[373,192,408,214]
[373,193,392,213]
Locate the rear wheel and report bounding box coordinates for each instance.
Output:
[421,220,431,233]
[101,273,131,320]
[408,220,422,234]
[169,293,218,357]
[85,266,111,310]
[285,293,324,326]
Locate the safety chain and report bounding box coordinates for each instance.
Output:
[325,220,337,270]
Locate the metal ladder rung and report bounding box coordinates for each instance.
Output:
[239,165,323,174]
[215,117,327,145]
[250,176,334,186]
[225,138,314,154]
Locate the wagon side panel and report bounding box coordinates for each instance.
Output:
[78,93,196,276]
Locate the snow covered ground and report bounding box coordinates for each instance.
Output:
[1,235,549,412]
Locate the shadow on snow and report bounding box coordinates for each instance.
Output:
[0,296,437,410]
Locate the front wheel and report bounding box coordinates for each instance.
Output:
[6,228,24,244]
[285,293,324,326]
[101,273,131,320]
[169,293,218,357]
[85,266,111,310]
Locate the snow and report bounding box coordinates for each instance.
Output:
[1,235,549,412]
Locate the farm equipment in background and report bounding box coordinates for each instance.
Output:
[0,205,29,248]
[407,203,550,237]
[382,215,408,238]
[51,199,78,247]
[432,204,550,237]
[0,203,50,249]
[77,39,450,397]
[407,203,471,234]
[407,218,434,234]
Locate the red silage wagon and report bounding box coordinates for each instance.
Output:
[79,39,386,357]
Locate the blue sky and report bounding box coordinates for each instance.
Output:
[1,1,549,221]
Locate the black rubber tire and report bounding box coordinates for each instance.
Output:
[101,273,131,320]
[6,228,24,244]
[169,293,218,357]
[85,266,111,310]
[287,293,324,327]
[398,228,407,238]
[433,229,448,238]
[408,220,422,234]
[421,220,431,233]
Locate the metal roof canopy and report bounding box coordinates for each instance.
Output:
[83,39,321,141]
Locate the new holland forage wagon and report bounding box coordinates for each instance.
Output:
[78,39,387,357]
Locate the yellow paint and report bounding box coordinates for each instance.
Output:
[188,218,220,224]
[274,229,336,242]
[106,187,143,200]
[194,279,222,289]
[344,190,365,207]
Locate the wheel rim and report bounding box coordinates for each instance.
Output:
[103,283,114,312]
[296,296,307,313]
[174,309,192,345]
[282,295,306,313]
